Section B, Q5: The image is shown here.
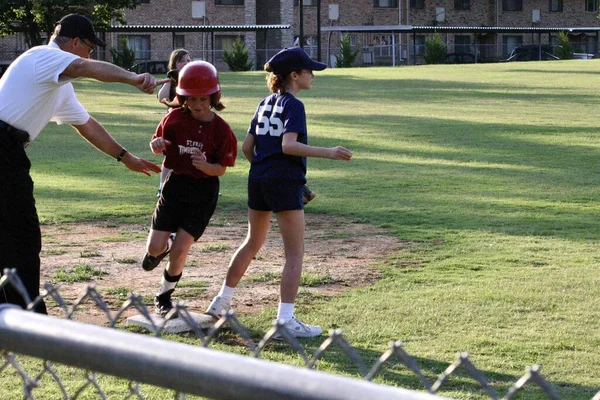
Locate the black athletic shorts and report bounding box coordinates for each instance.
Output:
[152,173,219,240]
[247,178,303,213]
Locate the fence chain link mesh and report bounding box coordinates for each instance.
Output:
[0,268,597,399]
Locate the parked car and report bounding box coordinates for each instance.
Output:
[503,45,558,62]
[130,60,168,74]
[572,52,595,59]
[444,52,476,64]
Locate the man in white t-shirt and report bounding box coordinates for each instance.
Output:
[0,13,163,314]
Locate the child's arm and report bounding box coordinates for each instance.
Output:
[150,137,171,155]
[191,151,227,176]
[241,133,255,162]
[157,81,172,103]
[281,132,352,161]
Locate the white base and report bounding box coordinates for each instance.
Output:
[126,312,216,333]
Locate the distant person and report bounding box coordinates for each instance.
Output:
[205,47,352,338]
[157,48,192,108]
[142,61,237,318]
[155,48,192,197]
[0,13,162,314]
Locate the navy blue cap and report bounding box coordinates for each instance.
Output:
[56,14,106,48]
[266,47,327,75]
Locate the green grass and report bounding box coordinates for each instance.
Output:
[248,271,337,287]
[52,264,108,284]
[4,60,599,399]
[104,287,132,302]
[198,243,231,252]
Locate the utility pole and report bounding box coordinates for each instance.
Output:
[299,0,304,49]
[317,0,321,61]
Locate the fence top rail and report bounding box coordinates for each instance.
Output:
[105,24,291,33]
[320,25,600,34]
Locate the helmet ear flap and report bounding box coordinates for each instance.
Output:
[212,91,221,106]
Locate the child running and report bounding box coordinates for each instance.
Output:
[142,61,237,318]
[205,47,352,338]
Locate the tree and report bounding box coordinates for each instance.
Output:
[423,32,447,64]
[336,34,360,68]
[0,1,140,48]
[110,37,136,70]
[555,31,574,60]
[223,36,253,71]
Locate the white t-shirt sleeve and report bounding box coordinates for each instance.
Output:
[51,84,90,126]
[38,48,90,126]
[36,47,79,85]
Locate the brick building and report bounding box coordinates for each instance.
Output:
[1,0,599,68]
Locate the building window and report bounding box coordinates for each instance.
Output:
[136,0,150,3]
[502,35,522,57]
[410,0,425,9]
[174,35,185,49]
[293,0,317,5]
[374,0,398,7]
[585,0,598,11]
[503,0,523,11]
[119,35,150,60]
[454,0,470,10]
[413,35,425,55]
[215,35,244,60]
[549,0,563,11]
[215,0,243,5]
[454,35,471,53]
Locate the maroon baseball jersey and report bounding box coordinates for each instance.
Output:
[153,109,237,178]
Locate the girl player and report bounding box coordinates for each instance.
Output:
[142,61,237,318]
[205,47,352,337]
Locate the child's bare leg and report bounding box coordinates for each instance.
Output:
[275,210,305,303]
[165,229,195,277]
[224,209,271,287]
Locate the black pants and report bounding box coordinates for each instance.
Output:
[0,129,46,314]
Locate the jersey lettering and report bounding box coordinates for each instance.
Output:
[256,104,284,136]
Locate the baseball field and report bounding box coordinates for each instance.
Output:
[2,59,599,399]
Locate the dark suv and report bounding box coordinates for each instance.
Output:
[130,60,168,74]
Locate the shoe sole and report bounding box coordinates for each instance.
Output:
[204,311,221,319]
[273,329,323,340]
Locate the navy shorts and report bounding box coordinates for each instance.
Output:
[152,173,219,240]
[247,179,304,213]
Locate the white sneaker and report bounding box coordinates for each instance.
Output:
[205,296,230,318]
[276,316,323,339]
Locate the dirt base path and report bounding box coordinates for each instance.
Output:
[40,211,405,326]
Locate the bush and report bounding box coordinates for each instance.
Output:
[424,32,447,64]
[336,34,360,68]
[556,31,574,60]
[109,37,136,70]
[223,36,253,71]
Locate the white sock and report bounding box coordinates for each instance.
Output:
[277,302,295,322]
[157,270,181,296]
[218,284,235,303]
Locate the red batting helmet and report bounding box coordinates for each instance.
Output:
[176,61,220,97]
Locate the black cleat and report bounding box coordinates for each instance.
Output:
[154,289,178,318]
[142,233,175,271]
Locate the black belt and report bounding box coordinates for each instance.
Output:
[0,120,30,147]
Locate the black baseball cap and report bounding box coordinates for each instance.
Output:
[56,13,106,48]
[266,47,327,75]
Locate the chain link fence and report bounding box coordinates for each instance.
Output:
[0,268,598,400]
